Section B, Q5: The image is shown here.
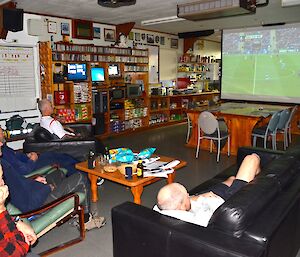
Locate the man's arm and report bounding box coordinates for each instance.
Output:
[0,211,30,257]
[16,221,37,246]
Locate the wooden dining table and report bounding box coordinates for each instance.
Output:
[186,102,290,155]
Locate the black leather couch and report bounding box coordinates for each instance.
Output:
[23,123,99,161]
[112,146,300,257]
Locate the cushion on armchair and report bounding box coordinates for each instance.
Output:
[34,126,56,142]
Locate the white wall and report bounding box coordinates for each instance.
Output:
[193,39,221,60]
[160,48,178,81]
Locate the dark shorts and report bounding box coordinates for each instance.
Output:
[208,179,248,201]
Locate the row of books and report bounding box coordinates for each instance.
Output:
[124,65,149,72]
[53,43,147,57]
[52,53,148,63]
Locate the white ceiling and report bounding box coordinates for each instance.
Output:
[14,0,300,41]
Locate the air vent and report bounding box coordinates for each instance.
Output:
[177,0,256,21]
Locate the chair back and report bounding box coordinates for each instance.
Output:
[199,111,218,135]
[287,106,297,126]
[267,111,281,132]
[277,109,290,130]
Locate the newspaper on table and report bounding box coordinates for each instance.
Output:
[143,159,180,178]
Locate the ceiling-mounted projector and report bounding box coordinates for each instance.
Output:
[177,0,256,21]
[98,0,136,8]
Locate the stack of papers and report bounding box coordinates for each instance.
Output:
[143,160,180,178]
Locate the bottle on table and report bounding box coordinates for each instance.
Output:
[88,149,96,169]
[137,160,144,178]
[104,147,110,161]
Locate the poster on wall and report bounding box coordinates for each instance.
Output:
[147,34,154,44]
[61,22,70,35]
[104,28,116,42]
[170,38,178,49]
[93,27,101,39]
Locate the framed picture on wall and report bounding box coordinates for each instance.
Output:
[171,38,178,49]
[135,32,141,41]
[72,19,93,40]
[128,32,134,40]
[104,28,116,42]
[93,27,101,39]
[147,34,154,44]
[160,36,165,45]
[48,21,57,34]
[61,22,70,35]
[141,33,146,41]
[155,36,160,44]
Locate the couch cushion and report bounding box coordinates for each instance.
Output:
[208,177,280,237]
[261,154,297,190]
[33,126,56,142]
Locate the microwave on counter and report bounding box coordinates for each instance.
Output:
[126,84,142,99]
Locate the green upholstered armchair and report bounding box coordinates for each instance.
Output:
[7,165,86,256]
[7,192,86,256]
[23,164,68,179]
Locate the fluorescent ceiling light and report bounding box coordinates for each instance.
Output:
[281,0,300,6]
[141,16,185,26]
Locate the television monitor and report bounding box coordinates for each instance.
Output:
[67,63,87,81]
[108,64,121,78]
[91,67,105,82]
[127,84,142,98]
[222,23,300,104]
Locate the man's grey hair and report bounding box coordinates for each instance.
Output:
[38,99,50,114]
[157,183,186,210]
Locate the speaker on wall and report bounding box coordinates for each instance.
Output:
[3,8,24,32]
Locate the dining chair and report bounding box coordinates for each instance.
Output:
[286,105,298,146]
[276,109,291,150]
[195,111,230,162]
[252,111,281,150]
[186,113,193,143]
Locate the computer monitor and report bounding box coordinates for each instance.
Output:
[67,63,87,81]
[91,67,105,82]
[108,64,121,78]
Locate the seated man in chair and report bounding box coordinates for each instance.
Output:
[0,163,39,257]
[0,141,106,231]
[155,153,261,227]
[0,127,79,176]
[38,99,106,154]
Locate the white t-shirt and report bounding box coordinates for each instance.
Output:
[153,196,225,227]
[40,116,75,139]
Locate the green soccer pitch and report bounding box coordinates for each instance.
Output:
[222,53,300,97]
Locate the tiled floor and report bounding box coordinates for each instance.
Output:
[31,123,300,257]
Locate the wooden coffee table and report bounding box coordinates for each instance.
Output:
[75,155,186,205]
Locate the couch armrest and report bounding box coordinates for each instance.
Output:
[23,139,95,161]
[112,202,265,257]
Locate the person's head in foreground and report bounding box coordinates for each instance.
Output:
[157,183,191,211]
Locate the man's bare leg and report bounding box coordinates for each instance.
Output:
[222,176,236,187]
[235,154,261,183]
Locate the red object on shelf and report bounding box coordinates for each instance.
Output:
[54,91,70,105]
[177,78,190,89]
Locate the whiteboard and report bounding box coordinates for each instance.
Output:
[0,45,37,113]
